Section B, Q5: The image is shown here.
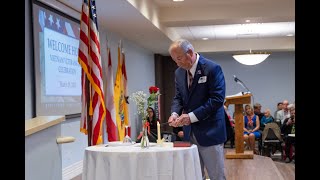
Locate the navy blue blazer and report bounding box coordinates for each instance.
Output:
[171,54,226,146]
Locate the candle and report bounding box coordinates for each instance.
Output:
[157,121,161,141]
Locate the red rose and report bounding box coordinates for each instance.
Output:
[149,86,159,94]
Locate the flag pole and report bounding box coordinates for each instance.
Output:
[85,77,92,146]
[87,0,93,146]
[102,40,109,144]
[119,40,124,129]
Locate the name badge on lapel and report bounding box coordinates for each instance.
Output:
[198,76,207,83]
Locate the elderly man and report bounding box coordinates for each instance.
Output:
[276,100,290,125]
[168,39,226,180]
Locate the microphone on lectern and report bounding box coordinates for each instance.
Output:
[232,75,254,104]
[233,75,241,83]
[232,75,251,94]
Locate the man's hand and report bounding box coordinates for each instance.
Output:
[168,113,179,127]
[177,131,184,138]
[176,114,191,126]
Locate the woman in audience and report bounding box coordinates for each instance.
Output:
[243,104,261,154]
[136,107,158,142]
[260,108,274,131]
[146,107,158,136]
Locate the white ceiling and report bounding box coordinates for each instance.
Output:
[169,22,295,40]
[44,0,295,55]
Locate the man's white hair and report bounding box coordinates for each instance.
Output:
[288,103,295,109]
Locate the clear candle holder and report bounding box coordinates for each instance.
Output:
[122,126,133,144]
[140,125,150,149]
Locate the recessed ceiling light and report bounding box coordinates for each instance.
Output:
[245,20,250,23]
[173,0,184,2]
[202,37,209,40]
[286,34,294,36]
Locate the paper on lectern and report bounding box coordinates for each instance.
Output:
[226,92,250,98]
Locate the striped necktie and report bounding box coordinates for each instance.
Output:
[188,70,193,90]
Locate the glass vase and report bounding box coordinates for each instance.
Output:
[140,126,150,149]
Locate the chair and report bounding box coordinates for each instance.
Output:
[161,131,177,142]
[261,123,283,157]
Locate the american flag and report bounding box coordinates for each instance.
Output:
[78,0,106,145]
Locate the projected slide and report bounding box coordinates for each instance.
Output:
[44,28,81,96]
[33,2,82,116]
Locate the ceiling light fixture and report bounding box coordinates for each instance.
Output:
[202,37,209,40]
[232,50,270,65]
[173,0,184,2]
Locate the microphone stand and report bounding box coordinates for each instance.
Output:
[236,80,251,94]
[234,77,255,105]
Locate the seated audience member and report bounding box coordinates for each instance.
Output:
[243,104,261,154]
[287,103,295,111]
[281,106,295,163]
[224,102,235,126]
[254,103,265,121]
[276,100,290,125]
[273,102,283,121]
[137,107,158,142]
[146,107,157,134]
[224,104,235,148]
[260,108,274,131]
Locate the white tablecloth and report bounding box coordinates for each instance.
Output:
[82,142,202,180]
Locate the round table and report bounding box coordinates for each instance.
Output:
[82,142,202,180]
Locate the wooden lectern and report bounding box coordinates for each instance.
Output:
[225,93,254,159]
